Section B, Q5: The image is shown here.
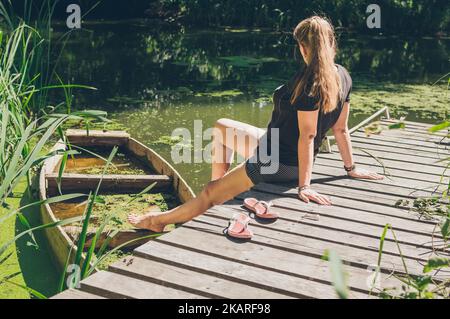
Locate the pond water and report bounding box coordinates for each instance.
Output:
[55,20,450,192]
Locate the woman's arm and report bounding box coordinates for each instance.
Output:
[297,110,332,205]
[332,102,383,180]
[331,102,354,167]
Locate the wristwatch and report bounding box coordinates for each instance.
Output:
[344,164,356,173]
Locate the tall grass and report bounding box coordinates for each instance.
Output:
[0,3,109,298]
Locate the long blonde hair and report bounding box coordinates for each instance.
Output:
[290,16,341,113]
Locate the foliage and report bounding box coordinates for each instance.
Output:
[148,0,450,35]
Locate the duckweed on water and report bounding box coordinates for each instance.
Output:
[96,250,132,271]
[150,135,192,148]
[89,193,176,232]
[194,89,244,98]
[351,82,449,120]
[219,56,280,68]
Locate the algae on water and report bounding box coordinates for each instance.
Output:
[89,193,177,232]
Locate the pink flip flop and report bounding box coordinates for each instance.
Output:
[225,213,253,239]
[243,198,279,219]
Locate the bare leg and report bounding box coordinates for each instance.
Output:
[211,118,265,180]
[128,163,254,231]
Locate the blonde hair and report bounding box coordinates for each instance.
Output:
[290,16,341,113]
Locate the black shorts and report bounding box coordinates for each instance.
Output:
[244,153,299,185]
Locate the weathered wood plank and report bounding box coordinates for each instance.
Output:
[331,144,447,168]
[349,138,448,161]
[315,157,447,185]
[65,129,130,146]
[251,183,445,224]
[109,256,291,299]
[189,214,441,280]
[237,187,438,226]
[80,271,204,299]
[135,240,368,299]
[352,131,448,150]
[313,163,444,193]
[309,172,437,200]
[381,119,433,129]
[350,134,449,157]
[142,228,400,295]
[46,173,172,194]
[379,121,448,138]
[51,288,105,299]
[371,125,448,141]
[356,129,448,147]
[319,150,446,176]
[231,192,441,241]
[207,204,435,262]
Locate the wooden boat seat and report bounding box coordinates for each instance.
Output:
[65,129,130,146]
[45,172,172,195]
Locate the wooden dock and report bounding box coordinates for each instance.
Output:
[54,118,449,299]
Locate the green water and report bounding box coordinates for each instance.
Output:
[54,21,449,191]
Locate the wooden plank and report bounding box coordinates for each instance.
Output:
[229,199,442,252]
[232,191,440,241]
[315,157,447,185]
[189,214,440,279]
[251,183,439,225]
[206,204,435,262]
[142,228,400,296]
[349,138,448,161]
[374,125,448,141]
[381,119,433,129]
[109,256,291,299]
[52,288,105,299]
[66,129,130,146]
[245,185,439,225]
[46,173,172,194]
[308,172,437,200]
[319,151,446,176]
[332,144,447,168]
[135,240,368,299]
[80,271,204,299]
[379,121,448,138]
[314,163,443,193]
[352,131,448,150]
[357,129,448,147]
[350,134,449,156]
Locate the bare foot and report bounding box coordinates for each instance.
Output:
[127,212,166,232]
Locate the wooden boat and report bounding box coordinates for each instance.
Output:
[39,129,195,270]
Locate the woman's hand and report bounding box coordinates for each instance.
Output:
[348,167,384,180]
[298,186,332,205]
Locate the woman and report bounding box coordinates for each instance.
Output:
[128,16,383,232]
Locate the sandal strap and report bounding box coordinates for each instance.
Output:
[258,200,273,212]
[229,213,250,231]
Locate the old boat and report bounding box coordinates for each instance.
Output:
[39,129,195,270]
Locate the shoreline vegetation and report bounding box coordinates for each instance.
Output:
[9,1,449,36]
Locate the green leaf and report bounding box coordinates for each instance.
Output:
[388,122,405,130]
[428,121,449,133]
[423,257,450,273]
[327,250,349,299]
[377,224,390,267]
[441,213,450,240]
[126,182,157,204]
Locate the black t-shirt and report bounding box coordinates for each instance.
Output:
[264,64,352,166]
